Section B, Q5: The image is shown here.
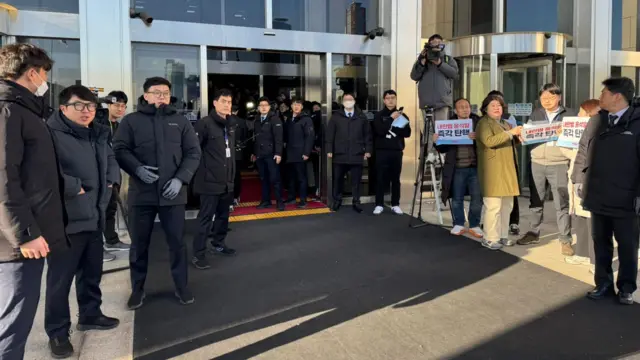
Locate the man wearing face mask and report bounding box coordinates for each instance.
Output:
[113,77,201,309]
[284,98,315,208]
[326,93,373,213]
[0,43,68,360]
[252,96,284,211]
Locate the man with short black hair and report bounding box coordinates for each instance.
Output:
[45,85,121,358]
[517,83,576,256]
[102,90,130,254]
[0,43,68,360]
[372,90,411,215]
[113,76,201,309]
[191,89,238,270]
[252,96,284,211]
[284,97,315,208]
[583,76,640,305]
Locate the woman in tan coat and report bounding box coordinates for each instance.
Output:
[476,94,522,250]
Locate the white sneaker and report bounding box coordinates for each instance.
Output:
[391,206,403,215]
[564,255,590,265]
[450,225,465,235]
[373,206,384,215]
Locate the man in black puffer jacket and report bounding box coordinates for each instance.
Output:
[326,93,373,213]
[45,85,121,358]
[113,77,201,310]
[284,97,315,208]
[0,43,68,360]
[252,96,284,211]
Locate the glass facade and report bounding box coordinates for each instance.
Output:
[2,0,78,13]
[16,37,81,108]
[453,0,493,37]
[132,43,202,120]
[504,0,574,35]
[611,0,639,51]
[131,0,265,27]
[272,0,379,34]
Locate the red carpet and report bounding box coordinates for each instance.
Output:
[233,171,327,218]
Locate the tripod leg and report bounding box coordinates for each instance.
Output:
[430,162,443,225]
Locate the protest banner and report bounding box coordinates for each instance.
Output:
[521,123,562,145]
[556,117,590,149]
[435,119,473,145]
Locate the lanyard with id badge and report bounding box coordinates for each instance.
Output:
[224,127,231,158]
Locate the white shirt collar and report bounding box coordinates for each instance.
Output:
[344,109,354,117]
[611,107,629,124]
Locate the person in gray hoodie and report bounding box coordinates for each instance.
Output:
[517,83,577,256]
[410,34,459,121]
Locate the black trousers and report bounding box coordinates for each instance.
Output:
[287,162,308,202]
[45,231,103,339]
[591,213,639,293]
[234,160,242,199]
[0,259,44,360]
[129,205,188,293]
[193,192,232,258]
[104,189,119,244]
[333,163,363,204]
[510,196,519,225]
[375,150,402,207]
[256,156,282,204]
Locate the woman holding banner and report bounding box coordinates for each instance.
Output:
[475,94,522,250]
[559,99,600,270]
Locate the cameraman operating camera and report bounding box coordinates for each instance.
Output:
[410,34,459,124]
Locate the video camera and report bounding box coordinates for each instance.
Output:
[93,94,117,123]
[422,43,445,61]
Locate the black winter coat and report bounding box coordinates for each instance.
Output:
[231,115,248,160]
[254,112,283,158]
[0,80,68,262]
[47,112,120,235]
[193,111,236,195]
[326,110,373,165]
[113,100,201,206]
[583,108,640,217]
[372,107,411,151]
[436,113,480,203]
[285,113,315,163]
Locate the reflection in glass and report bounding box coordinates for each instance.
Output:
[131,0,264,27]
[272,0,379,34]
[453,56,490,114]
[3,0,78,13]
[132,43,201,120]
[16,37,81,109]
[611,0,639,51]
[504,0,573,35]
[453,0,493,37]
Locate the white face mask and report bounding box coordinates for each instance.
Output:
[31,72,49,97]
[343,100,355,109]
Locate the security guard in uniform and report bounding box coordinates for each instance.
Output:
[252,96,284,211]
[192,89,237,270]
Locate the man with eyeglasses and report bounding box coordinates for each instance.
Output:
[44,85,121,358]
[102,91,130,258]
[517,83,577,256]
[113,77,201,309]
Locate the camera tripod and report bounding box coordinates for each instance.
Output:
[408,106,445,228]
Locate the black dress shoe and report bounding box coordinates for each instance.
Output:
[277,202,285,211]
[212,245,237,256]
[297,202,307,209]
[331,201,342,212]
[49,337,73,359]
[352,204,363,213]
[618,292,635,305]
[284,198,297,205]
[77,315,120,331]
[127,290,146,310]
[586,285,616,300]
[256,202,271,209]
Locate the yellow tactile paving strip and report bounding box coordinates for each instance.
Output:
[230,207,331,222]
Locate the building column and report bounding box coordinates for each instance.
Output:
[79,0,133,111]
[590,0,613,98]
[391,0,421,212]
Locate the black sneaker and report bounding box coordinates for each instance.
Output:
[297,202,307,209]
[211,245,237,256]
[516,232,540,245]
[104,240,130,251]
[127,291,145,310]
[49,337,73,359]
[191,256,211,270]
[284,198,297,205]
[256,202,271,209]
[331,201,342,212]
[352,204,363,213]
[277,202,285,211]
[175,289,195,305]
[509,224,520,235]
[77,315,120,331]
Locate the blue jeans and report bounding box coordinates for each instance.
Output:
[451,167,482,228]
